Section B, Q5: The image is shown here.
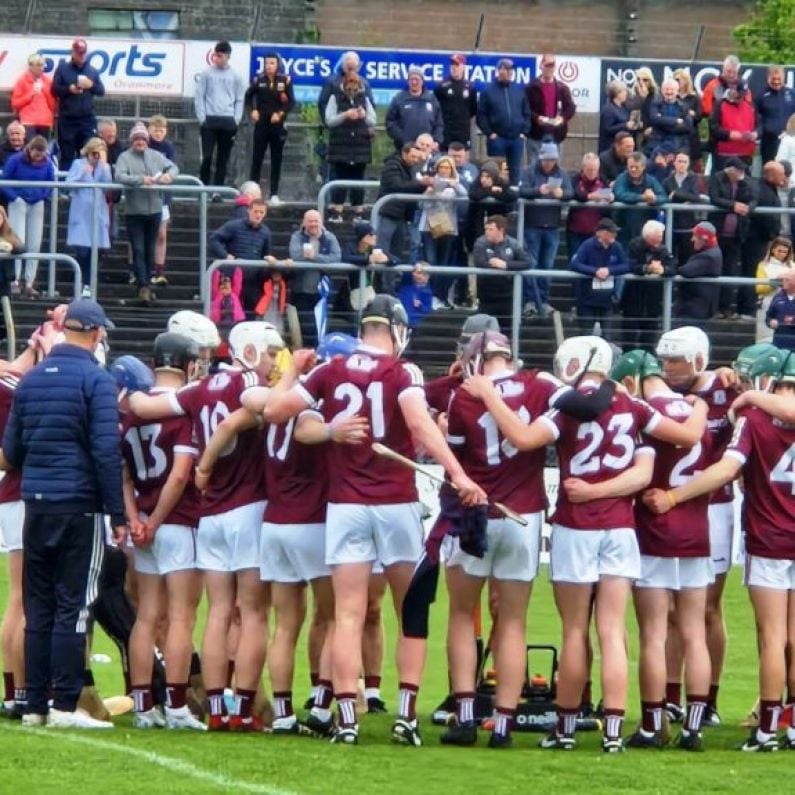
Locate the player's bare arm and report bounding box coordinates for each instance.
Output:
[145,452,195,539]
[195,407,259,491]
[564,449,655,503]
[121,463,140,544]
[293,412,370,446]
[129,389,181,421]
[731,390,795,424]
[647,397,708,447]
[643,456,741,515]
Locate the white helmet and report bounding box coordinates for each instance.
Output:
[228,321,285,369]
[554,335,613,384]
[167,310,221,350]
[655,326,709,374]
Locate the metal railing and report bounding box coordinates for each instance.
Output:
[317,180,380,216]
[0,251,82,298]
[203,259,777,360]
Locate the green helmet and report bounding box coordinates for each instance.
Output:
[749,347,795,383]
[610,349,663,383]
[733,343,779,381]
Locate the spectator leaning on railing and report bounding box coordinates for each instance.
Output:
[674,221,722,322]
[612,151,666,244]
[663,151,706,263]
[567,152,613,264]
[10,54,56,139]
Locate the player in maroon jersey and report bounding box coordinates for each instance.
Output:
[645,348,795,752]
[655,326,739,726]
[129,320,282,731]
[266,295,486,746]
[120,334,206,732]
[463,335,707,752]
[611,349,713,751]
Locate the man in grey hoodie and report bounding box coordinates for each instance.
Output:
[115,123,179,303]
[195,41,245,189]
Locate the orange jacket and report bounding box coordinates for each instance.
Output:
[11,71,56,128]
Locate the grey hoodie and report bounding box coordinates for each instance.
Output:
[195,65,245,124]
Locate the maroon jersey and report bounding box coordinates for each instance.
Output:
[121,389,200,527]
[264,409,327,524]
[168,369,267,516]
[294,344,424,504]
[635,392,712,557]
[544,383,660,530]
[727,407,795,560]
[0,371,22,504]
[425,373,461,415]
[447,370,560,517]
[692,373,738,505]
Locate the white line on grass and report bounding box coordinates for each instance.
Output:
[0,723,299,795]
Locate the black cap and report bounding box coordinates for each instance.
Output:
[596,218,620,233]
[723,156,747,171]
[354,221,375,241]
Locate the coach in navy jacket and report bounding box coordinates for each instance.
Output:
[1,298,124,724]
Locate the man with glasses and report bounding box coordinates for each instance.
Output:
[526,53,576,168]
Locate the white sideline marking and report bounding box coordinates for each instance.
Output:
[0,723,299,795]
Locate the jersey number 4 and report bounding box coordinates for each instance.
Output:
[569,412,635,476]
[771,443,795,495]
[124,424,167,481]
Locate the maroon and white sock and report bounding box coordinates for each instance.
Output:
[131,685,153,713]
[665,682,682,706]
[207,688,225,717]
[314,679,333,710]
[493,706,514,738]
[758,699,781,737]
[3,672,14,703]
[273,691,294,719]
[641,701,663,734]
[364,675,382,700]
[685,694,708,734]
[455,691,475,724]
[398,682,418,722]
[166,682,187,710]
[556,707,578,737]
[336,693,357,729]
[603,708,625,741]
[234,688,256,719]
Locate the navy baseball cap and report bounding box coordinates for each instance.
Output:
[64,298,115,331]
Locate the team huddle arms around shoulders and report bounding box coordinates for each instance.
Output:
[0,296,794,753]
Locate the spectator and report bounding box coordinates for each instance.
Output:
[385,67,443,150]
[210,273,246,331]
[646,79,692,156]
[434,54,477,150]
[755,66,795,164]
[147,115,177,288]
[518,141,573,317]
[612,151,666,243]
[115,123,178,305]
[195,41,245,190]
[569,217,629,337]
[672,69,703,169]
[710,85,758,172]
[11,54,56,139]
[627,67,658,146]
[230,180,263,220]
[765,270,795,351]
[775,112,795,181]
[646,143,676,185]
[476,58,531,185]
[317,51,374,122]
[708,157,758,319]
[376,142,429,261]
[324,71,376,223]
[621,219,676,349]
[755,236,794,342]
[97,119,122,166]
[51,38,105,170]
[65,137,111,289]
[673,221,722,321]
[599,131,635,185]
[209,198,273,310]
[598,80,639,154]
[472,214,529,319]
[776,159,795,237]
[663,151,706,263]
[254,270,290,332]
[701,54,749,117]
[467,160,514,247]
[447,142,479,303]
[342,220,395,302]
[525,53,576,164]
[399,262,434,327]
[246,51,295,205]
[0,121,26,170]
[287,209,342,346]
[418,155,467,308]
[567,152,614,263]
[2,136,55,298]
[0,207,25,297]
[448,142,479,189]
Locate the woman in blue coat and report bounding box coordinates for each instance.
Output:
[66,137,112,286]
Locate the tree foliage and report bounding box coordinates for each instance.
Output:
[734,0,795,63]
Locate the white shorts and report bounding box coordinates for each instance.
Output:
[0,500,24,552]
[196,500,267,572]
[635,555,715,590]
[708,502,734,575]
[134,524,196,576]
[550,525,640,584]
[444,512,542,582]
[161,204,171,223]
[259,522,329,583]
[325,502,422,567]
[744,555,795,590]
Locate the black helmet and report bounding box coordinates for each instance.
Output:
[361,294,410,355]
[153,332,200,373]
[457,314,500,355]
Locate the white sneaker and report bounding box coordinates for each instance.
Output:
[133,706,166,729]
[269,195,282,206]
[47,707,113,729]
[22,713,46,727]
[165,704,207,731]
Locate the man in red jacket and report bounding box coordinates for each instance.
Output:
[709,86,758,172]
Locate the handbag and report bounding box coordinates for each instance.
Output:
[427,208,454,239]
[349,284,375,310]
